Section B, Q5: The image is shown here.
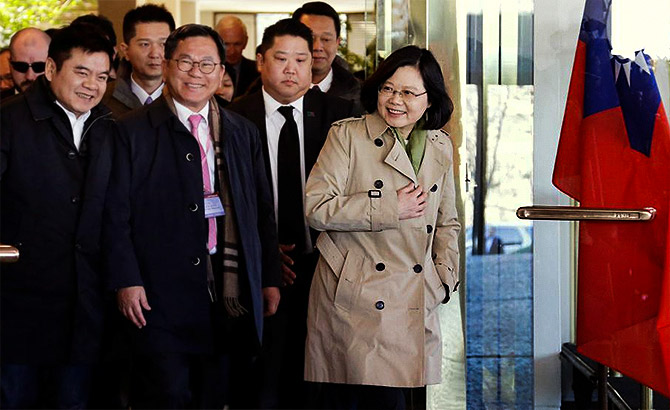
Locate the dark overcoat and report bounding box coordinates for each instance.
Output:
[1,77,116,364]
[104,96,279,354]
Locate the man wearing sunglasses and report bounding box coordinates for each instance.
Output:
[8,27,50,93]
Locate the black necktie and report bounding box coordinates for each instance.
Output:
[277,106,306,253]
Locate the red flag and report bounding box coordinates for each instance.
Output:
[553,0,670,397]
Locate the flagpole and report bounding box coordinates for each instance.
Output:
[640,386,653,410]
[597,364,608,410]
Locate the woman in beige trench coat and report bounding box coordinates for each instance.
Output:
[304,46,460,409]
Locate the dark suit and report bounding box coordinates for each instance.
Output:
[227,88,355,408]
[0,76,117,408]
[233,57,260,99]
[101,60,143,117]
[328,62,362,112]
[104,96,279,407]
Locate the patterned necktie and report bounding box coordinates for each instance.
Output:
[188,114,217,252]
[144,96,153,105]
[277,106,306,253]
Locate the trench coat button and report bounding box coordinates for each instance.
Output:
[188,203,198,212]
[186,153,195,162]
[374,138,384,147]
[374,180,383,189]
[413,264,423,273]
[71,195,80,204]
[67,151,77,159]
[426,225,433,234]
[191,257,201,266]
[430,184,438,192]
[375,263,385,271]
[375,300,385,310]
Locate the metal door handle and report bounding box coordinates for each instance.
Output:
[0,245,20,263]
[516,206,656,221]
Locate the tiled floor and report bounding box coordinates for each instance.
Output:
[466,253,534,409]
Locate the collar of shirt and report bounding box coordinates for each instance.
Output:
[172,98,216,189]
[261,87,305,119]
[130,73,164,104]
[54,100,91,151]
[312,67,334,93]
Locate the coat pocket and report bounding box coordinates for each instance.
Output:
[315,232,364,312]
[426,258,447,310]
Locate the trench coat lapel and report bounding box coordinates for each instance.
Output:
[417,132,448,188]
[383,138,418,185]
[366,112,417,185]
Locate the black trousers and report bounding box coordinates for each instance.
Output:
[308,382,407,410]
[1,364,92,409]
[230,251,318,409]
[131,352,229,409]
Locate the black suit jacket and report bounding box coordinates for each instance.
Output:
[234,57,260,99]
[228,88,356,227]
[328,62,362,112]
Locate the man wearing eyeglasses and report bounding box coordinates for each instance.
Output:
[104,24,280,408]
[8,27,50,93]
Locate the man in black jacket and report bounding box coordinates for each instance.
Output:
[293,1,362,110]
[102,4,175,116]
[228,18,355,409]
[0,24,116,408]
[105,24,280,409]
[215,15,259,99]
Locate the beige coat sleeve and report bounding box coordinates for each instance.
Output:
[432,137,461,296]
[305,124,399,232]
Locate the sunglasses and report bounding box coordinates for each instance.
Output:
[10,61,46,74]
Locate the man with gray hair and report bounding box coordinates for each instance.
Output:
[215,15,259,98]
[8,27,50,93]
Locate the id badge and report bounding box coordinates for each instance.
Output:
[204,193,225,218]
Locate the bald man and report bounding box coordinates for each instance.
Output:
[9,28,50,93]
[215,15,259,98]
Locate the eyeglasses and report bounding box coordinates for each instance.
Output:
[378,85,427,101]
[10,61,46,74]
[172,58,220,74]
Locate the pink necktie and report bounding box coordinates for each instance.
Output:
[188,114,217,252]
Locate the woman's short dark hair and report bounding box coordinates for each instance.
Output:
[361,45,453,129]
[164,24,226,63]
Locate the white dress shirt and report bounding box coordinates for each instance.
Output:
[262,88,312,252]
[130,74,164,105]
[312,68,334,93]
[55,101,91,151]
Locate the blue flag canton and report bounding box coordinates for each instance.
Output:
[614,52,661,157]
[582,19,661,157]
